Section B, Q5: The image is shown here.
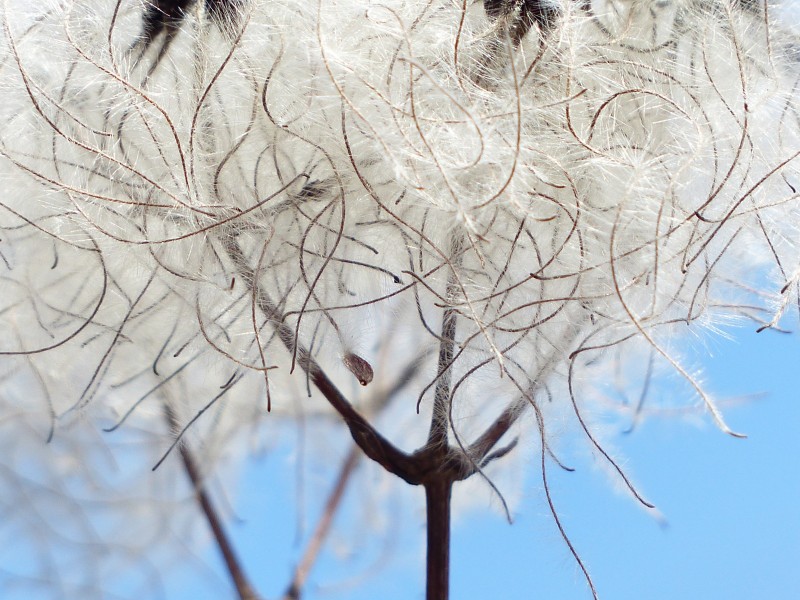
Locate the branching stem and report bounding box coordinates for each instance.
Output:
[224,235,526,600]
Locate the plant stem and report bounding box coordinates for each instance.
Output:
[163,405,260,600]
[225,236,525,600]
[224,238,418,482]
[283,448,360,600]
[425,479,453,600]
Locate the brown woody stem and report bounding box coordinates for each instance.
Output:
[425,479,453,600]
[223,235,525,600]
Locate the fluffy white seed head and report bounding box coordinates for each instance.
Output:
[0,0,798,594]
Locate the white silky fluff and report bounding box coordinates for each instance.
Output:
[0,0,798,596]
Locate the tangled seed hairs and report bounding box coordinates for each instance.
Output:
[0,0,799,595]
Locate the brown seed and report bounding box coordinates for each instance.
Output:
[343,352,374,386]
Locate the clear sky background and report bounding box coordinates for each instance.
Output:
[162,322,800,600]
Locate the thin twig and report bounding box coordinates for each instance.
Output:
[163,405,261,600]
[283,448,360,600]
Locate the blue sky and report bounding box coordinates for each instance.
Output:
[164,323,800,600]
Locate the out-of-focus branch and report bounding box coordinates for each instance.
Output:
[163,405,261,600]
[282,447,359,600]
